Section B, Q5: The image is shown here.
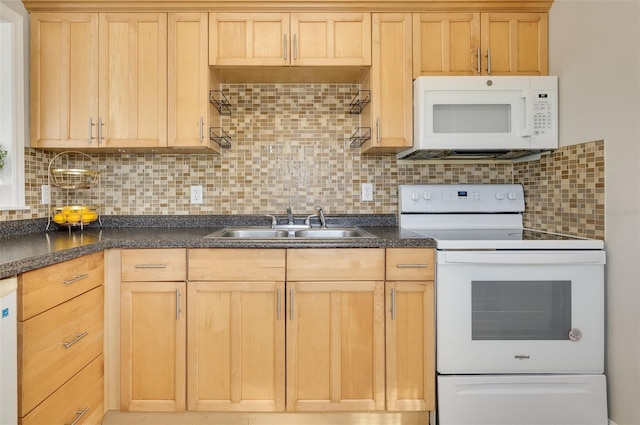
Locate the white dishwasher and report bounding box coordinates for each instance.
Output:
[0,276,17,425]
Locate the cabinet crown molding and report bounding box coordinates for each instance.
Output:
[22,0,553,13]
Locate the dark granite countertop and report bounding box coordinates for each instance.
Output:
[0,215,435,279]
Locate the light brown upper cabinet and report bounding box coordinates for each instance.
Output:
[360,13,413,154]
[168,13,220,152]
[99,13,167,149]
[413,12,548,77]
[30,13,99,149]
[209,12,371,67]
[30,13,168,149]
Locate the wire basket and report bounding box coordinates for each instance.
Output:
[48,151,100,189]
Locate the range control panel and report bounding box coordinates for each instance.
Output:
[399,184,525,214]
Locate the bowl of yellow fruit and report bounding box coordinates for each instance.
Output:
[51,205,99,226]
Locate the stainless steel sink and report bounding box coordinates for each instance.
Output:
[293,228,375,238]
[205,228,290,238]
[204,227,376,239]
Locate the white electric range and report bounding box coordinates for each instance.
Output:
[399,184,608,425]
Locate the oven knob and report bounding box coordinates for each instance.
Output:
[508,192,517,200]
[495,192,505,200]
[411,192,420,201]
[423,192,431,201]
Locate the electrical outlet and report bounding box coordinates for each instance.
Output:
[190,185,203,204]
[41,184,51,204]
[361,183,374,202]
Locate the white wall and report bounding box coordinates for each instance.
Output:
[549,1,640,424]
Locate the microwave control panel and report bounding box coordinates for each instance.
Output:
[533,92,554,136]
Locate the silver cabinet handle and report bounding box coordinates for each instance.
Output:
[396,264,430,268]
[477,47,481,74]
[293,34,298,60]
[376,117,381,143]
[277,288,281,320]
[63,273,89,285]
[487,48,491,74]
[289,289,294,321]
[283,34,287,61]
[63,331,88,348]
[98,117,103,145]
[134,264,167,269]
[176,288,181,320]
[391,288,396,320]
[88,118,95,145]
[199,116,204,143]
[67,407,89,425]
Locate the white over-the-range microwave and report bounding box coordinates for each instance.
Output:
[397,75,558,160]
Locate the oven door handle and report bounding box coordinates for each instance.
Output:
[438,250,606,265]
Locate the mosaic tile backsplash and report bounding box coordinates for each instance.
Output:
[1,84,604,239]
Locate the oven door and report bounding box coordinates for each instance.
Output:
[436,250,605,374]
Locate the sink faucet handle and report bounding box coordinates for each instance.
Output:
[264,214,277,228]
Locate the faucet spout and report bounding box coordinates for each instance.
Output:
[286,206,294,225]
[315,206,327,228]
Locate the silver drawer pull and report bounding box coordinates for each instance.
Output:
[63,273,89,285]
[67,407,89,425]
[134,264,167,269]
[396,264,430,268]
[63,331,89,348]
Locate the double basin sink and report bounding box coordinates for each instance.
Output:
[205,226,376,239]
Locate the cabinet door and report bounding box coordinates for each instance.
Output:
[480,13,548,75]
[99,13,167,148]
[120,281,186,411]
[361,13,413,153]
[187,281,285,411]
[30,13,99,148]
[413,13,480,77]
[168,13,216,151]
[385,281,435,411]
[291,13,371,66]
[209,13,290,66]
[286,281,385,411]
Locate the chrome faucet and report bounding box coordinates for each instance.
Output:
[286,206,294,225]
[316,206,327,228]
[304,206,327,228]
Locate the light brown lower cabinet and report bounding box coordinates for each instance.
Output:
[187,281,286,411]
[21,355,104,425]
[120,249,187,412]
[115,247,434,416]
[385,248,436,411]
[187,249,286,411]
[286,249,386,411]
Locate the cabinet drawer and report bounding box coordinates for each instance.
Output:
[121,249,186,281]
[21,355,104,425]
[19,286,104,416]
[19,252,103,320]
[287,248,384,281]
[189,248,285,281]
[386,248,434,281]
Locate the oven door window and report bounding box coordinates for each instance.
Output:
[471,280,571,340]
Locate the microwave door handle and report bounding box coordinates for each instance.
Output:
[521,89,534,137]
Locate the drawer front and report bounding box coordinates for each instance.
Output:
[21,355,104,425]
[386,248,434,281]
[121,249,187,281]
[189,248,285,281]
[287,248,385,281]
[20,286,104,416]
[19,252,103,320]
